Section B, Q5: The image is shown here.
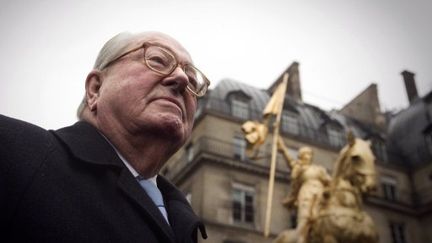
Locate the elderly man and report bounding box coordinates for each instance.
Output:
[0,31,209,242]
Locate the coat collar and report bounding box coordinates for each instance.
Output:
[52,121,206,242]
[52,121,123,168]
[52,122,176,241]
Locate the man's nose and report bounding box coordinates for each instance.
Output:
[162,66,189,94]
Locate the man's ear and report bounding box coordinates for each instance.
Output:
[85,70,103,111]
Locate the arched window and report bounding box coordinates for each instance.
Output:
[231,99,250,119]
[227,91,251,120]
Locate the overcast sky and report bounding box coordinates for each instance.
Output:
[1,0,431,129]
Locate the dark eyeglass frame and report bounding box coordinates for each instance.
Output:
[101,42,210,97]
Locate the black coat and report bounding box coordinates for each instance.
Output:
[0,115,206,243]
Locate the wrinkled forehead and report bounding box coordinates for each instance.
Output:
[131,32,193,64]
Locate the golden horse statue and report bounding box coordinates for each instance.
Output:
[274,134,379,243]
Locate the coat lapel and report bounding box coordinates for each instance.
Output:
[158,176,207,242]
[52,121,121,168]
[117,169,176,241]
[52,121,176,242]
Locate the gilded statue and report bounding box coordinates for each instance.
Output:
[276,139,331,243]
[274,134,379,243]
[241,74,378,242]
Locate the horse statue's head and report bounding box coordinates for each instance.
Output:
[333,133,377,195]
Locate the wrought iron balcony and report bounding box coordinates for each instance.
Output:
[164,136,289,182]
[165,136,423,210]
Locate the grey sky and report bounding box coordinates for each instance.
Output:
[1,0,431,129]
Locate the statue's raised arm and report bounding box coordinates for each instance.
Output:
[277,136,296,169]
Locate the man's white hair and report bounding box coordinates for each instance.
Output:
[77,32,148,119]
[94,32,137,70]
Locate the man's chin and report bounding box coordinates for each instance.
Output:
[151,114,186,140]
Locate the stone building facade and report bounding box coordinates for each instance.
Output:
[163,64,432,243]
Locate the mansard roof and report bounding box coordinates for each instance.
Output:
[206,78,383,144]
[387,91,432,168]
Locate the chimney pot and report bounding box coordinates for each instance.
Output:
[401,70,418,104]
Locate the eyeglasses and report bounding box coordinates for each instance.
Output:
[102,43,210,97]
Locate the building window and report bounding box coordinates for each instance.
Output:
[233,136,246,161]
[232,183,255,224]
[327,127,344,148]
[290,210,297,229]
[390,222,407,243]
[231,99,250,120]
[281,111,299,135]
[382,176,398,201]
[373,139,388,162]
[186,144,194,163]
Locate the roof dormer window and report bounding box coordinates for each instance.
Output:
[282,110,299,135]
[227,91,251,120]
[231,99,250,120]
[327,126,344,148]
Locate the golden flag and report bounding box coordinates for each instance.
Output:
[241,121,269,158]
[263,73,288,117]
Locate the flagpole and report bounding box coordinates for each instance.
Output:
[264,73,288,237]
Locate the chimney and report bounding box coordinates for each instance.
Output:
[340,83,385,128]
[269,62,302,102]
[401,70,418,104]
[286,62,302,102]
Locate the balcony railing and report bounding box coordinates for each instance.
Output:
[197,96,401,163]
[165,136,289,181]
[166,136,427,208]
